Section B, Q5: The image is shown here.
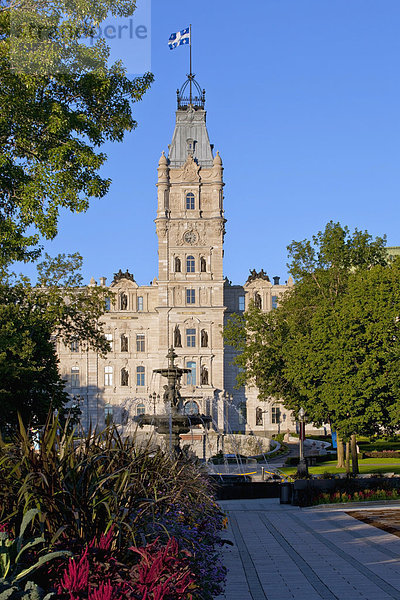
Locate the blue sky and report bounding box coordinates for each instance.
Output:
[23,0,400,286]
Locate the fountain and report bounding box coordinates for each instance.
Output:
[134,347,212,455]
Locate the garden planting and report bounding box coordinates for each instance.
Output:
[0,417,226,600]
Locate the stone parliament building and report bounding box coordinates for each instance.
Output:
[58,77,296,440]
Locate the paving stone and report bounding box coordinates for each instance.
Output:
[216,499,400,600]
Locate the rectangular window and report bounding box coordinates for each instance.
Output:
[136,366,145,386]
[105,297,111,311]
[70,339,79,353]
[71,366,80,388]
[186,361,196,385]
[238,296,245,311]
[104,366,113,386]
[186,192,195,210]
[104,405,113,425]
[136,334,145,352]
[186,328,196,347]
[105,333,113,351]
[186,289,195,304]
[272,296,278,310]
[137,296,144,311]
[271,406,281,424]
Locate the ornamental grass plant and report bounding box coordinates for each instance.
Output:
[0,416,226,599]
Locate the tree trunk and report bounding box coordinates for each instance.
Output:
[345,441,351,474]
[336,433,345,468]
[351,434,359,475]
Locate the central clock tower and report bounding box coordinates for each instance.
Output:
[155,77,226,408]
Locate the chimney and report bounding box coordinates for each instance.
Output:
[273,276,280,286]
[99,277,107,287]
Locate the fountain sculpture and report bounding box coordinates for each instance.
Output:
[134,347,212,455]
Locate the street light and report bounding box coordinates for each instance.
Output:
[297,407,308,477]
[149,392,160,415]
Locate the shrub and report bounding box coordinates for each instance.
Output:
[365,450,400,458]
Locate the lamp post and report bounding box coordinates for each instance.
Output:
[297,407,308,476]
[149,392,160,415]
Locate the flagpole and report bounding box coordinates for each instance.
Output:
[189,23,192,106]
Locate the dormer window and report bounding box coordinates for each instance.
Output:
[186,192,195,210]
[186,138,194,156]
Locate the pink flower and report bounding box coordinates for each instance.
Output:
[58,547,89,596]
[88,581,123,600]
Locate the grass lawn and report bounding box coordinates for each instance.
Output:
[281,458,400,476]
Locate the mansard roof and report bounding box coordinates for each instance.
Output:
[168,76,214,169]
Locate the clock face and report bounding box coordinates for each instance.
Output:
[183,230,198,245]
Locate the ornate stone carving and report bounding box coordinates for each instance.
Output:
[112,269,135,284]
[182,155,200,182]
[120,293,128,310]
[246,268,270,283]
[174,325,182,348]
[201,365,209,385]
[156,220,168,237]
[121,368,129,387]
[254,292,262,309]
[121,334,128,352]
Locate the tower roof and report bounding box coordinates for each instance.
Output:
[168,76,214,169]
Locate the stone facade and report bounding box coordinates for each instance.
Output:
[57,82,306,438]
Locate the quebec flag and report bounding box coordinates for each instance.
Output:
[168,27,190,49]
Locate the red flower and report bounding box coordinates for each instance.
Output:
[58,547,89,596]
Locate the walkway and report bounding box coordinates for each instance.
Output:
[216,499,400,600]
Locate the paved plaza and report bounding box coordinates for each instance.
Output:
[217,499,400,600]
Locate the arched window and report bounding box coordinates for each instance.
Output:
[186,255,195,273]
[238,402,247,425]
[184,401,199,416]
[137,403,146,416]
[136,366,145,386]
[200,257,206,273]
[186,192,195,210]
[186,361,196,385]
[175,257,181,272]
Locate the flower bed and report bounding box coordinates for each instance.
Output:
[313,488,400,505]
[0,418,227,599]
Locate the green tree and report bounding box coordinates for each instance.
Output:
[224,222,396,470]
[0,253,111,432]
[0,0,153,272]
